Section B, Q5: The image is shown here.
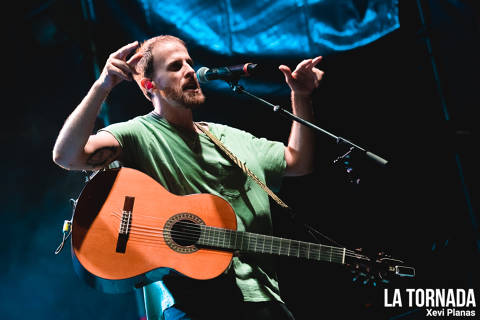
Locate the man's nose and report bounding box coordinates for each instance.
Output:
[184,63,195,77]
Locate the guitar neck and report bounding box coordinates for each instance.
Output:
[197,225,346,265]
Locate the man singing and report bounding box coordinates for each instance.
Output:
[53,35,324,320]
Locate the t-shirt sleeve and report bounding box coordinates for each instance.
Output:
[248,135,286,192]
[98,119,139,167]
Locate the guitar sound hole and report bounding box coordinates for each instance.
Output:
[171,220,201,246]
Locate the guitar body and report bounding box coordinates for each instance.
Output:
[71,167,236,293]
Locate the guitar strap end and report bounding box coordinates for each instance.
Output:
[54,198,76,255]
[54,219,72,255]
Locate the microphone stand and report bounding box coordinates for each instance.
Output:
[225,79,390,250]
[226,79,389,181]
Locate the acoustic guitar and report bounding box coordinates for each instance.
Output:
[71,167,415,293]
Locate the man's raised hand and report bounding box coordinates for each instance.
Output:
[279,56,324,97]
[97,41,143,92]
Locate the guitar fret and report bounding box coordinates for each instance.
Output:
[207,227,212,246]
[209,227,214,246]
[298,242,308,258]
[239,232,244,250]
[319,245,325,261]
[231,230,236,249]
[319,246,333,262]
[310,243,316,259]
[214,228,220,247]
[226,230,231,248]
[219,229,223,247]
[289,240,299,258]
[212,227,217,246]
[315,244,322,260]
[272,238,281,255]
[207,226,212,246]
[265,236,273,254]
[208,226,212,246]
[281,239,290,256]
[319,245,324,261]
[225,230,229,248]
[207,227,215,246]
[298,241,305,258]
[304,242,311,259]
[228,230,235,249]
[198,225,205,245]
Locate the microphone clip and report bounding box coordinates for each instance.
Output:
[333,146,361,185]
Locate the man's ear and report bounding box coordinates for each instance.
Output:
[140,78,155,90]
[140,78,155,100]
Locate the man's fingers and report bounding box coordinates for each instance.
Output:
[108,65,132,81]
[279,65,291,72]
[295,56,322,73]
[315,69,325,81]
[292,56,324,79]
[296,59,312,72]
[111,41,139,60]
[279,65,293,83]
[312,56,323,67]
[126,52,143,73]
[111,58,135,79]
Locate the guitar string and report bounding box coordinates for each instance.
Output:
[126,232,365,261]
[111,212,356,255]
[123,236,352,263]
[124,231,357,260]
[112,210,360,254]
[129,227,361,259]
[111,216,366,261]
[110,212,366,259]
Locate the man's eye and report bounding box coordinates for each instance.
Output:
[169,62,182,71]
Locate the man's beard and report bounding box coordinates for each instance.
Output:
[163,86,205,109]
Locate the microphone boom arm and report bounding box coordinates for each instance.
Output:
[226,80,388,167]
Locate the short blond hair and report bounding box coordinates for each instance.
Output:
[134,35,187,80]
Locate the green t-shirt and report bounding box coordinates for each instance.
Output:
[100,112,286,318]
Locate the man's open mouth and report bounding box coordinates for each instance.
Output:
[183,82,198,90]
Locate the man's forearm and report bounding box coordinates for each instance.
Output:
[285,93,316,176]
[52,80,110,166]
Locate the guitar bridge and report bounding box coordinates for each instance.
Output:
[116,196,135,253]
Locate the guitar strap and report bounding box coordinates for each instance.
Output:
[194,122,290,210]
[195,122,345,248]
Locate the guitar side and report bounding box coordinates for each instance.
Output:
[71,168,236,294]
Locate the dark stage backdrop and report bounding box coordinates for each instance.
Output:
[4,1,478,319]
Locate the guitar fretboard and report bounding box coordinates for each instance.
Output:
[197,225,345,264]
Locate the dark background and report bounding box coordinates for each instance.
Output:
[3,0,479,319]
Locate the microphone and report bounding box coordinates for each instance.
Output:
[196,63,258,83]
